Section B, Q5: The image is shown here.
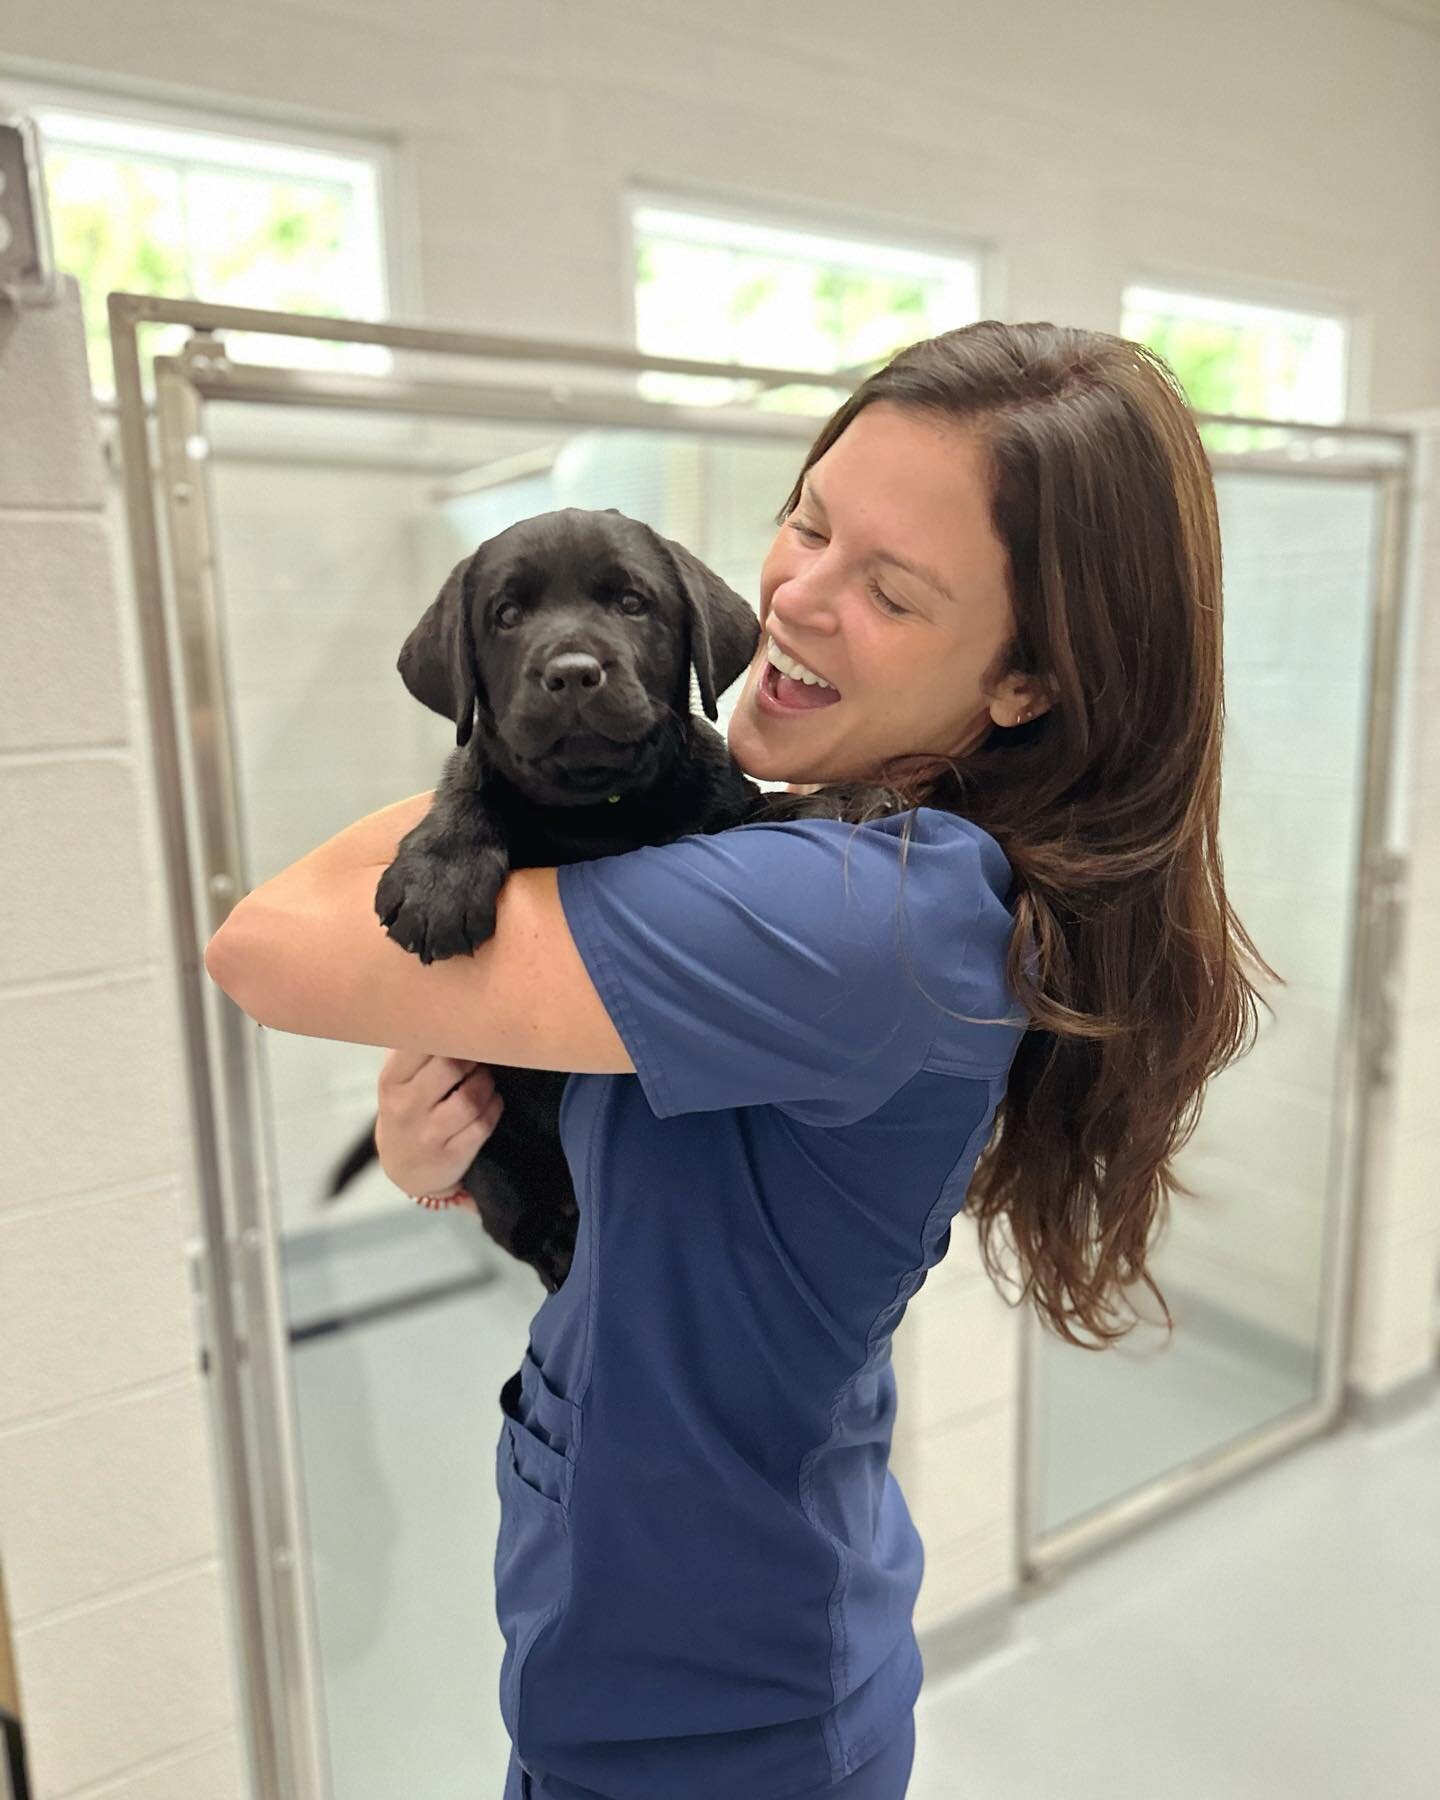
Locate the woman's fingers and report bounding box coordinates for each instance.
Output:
[379,1046,439,1088]
[447,1086,503,1149]
[380,1047,487,1105]
[374,1052,500,1206]
[439,1070,501,1139]
[458,1062,497,1100]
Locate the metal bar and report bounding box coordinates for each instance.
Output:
[1024,1399,1346,1579]
[108,290,854,391]
[104,292,1419,444]
[1206,453,1406,480]
[288,1267,498,1346]
[104,300,290,1800]
[1317,464,1414,1403]
[153,357,332,1800]
[156,355,828,439]
[1194,408,1412,444]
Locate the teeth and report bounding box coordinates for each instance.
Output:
[765,634,835,690]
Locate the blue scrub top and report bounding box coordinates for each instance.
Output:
[492,806,1027,1800]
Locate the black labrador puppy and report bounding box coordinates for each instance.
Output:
[325,505,775,1292]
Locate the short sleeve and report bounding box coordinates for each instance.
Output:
[555,810,1000,1126]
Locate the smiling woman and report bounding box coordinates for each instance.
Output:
[725,404,1039,790]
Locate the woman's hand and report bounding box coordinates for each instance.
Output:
[373,1048,504,1214]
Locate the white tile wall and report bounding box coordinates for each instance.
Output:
[0,1382,221,1620]
[892,1239,1023,1633]
[14,1572,240,1795]
[2,2,1439,1789]
[0,282,248,1796]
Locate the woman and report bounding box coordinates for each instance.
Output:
[209,320,1277,1799]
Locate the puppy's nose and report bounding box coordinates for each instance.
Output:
[540,652,606,695]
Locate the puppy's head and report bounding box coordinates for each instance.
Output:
[397,508,760,805]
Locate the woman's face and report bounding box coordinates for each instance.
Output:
[727,402,1044,787]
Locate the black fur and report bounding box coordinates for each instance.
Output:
[325,506,777,1291]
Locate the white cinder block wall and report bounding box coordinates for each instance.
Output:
[3,0,1440,1791]
[0,287,250,1796]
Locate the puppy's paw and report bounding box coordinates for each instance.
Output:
[375,848,503,964]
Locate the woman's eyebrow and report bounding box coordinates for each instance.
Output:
[800,475,956,605]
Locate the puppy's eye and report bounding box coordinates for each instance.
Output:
[618,591,647,615]
[495,600,523,629]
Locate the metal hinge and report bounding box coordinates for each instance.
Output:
[1365,849,1408,1091]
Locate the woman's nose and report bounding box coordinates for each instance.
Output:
[768,561,841,637]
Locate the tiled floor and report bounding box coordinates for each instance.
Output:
[912,1384,1440,1800]
[283,1210,1439,1799]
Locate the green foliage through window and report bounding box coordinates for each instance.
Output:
[35,113,389,395]
[1123,286,1347,454]
[631,205,981,413]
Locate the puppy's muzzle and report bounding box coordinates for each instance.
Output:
[528,647,648,753]
[542,651,606,698]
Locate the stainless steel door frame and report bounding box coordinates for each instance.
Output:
[107,291,846,1800]
[105,291,1415,1793]
[1019,448,1415,1583]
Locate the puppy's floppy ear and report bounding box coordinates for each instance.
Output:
[397,550,489,748]
[649,532,760,722]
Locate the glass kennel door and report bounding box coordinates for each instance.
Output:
[115,304,833,1800]
[204,403,820,1800]
[1023,437,1411,1570]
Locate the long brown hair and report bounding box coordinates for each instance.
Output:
[776,320,1282,1349]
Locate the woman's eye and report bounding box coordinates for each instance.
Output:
[495,599,523,628]
[618,591,647,615]
[867,581,908,618]
[789,522,909,617]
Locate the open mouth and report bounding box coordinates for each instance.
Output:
[760,656,843,713]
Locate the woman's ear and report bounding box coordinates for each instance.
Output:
[1018,694,1052,722]
[996,678,1055,726]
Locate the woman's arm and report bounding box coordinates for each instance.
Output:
[202,792,634,1072]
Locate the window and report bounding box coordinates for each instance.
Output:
[1122,282,1349,450]
[630,198,983,411]
[18,90,393,397]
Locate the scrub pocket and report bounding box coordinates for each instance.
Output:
[494,1347,580,1747]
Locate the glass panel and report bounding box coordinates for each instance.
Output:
[198,398,815,1797]
[1029,466,1382,1538]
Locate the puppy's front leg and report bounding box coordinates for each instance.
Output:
[374,758,510,964]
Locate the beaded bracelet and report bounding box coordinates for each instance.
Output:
[413,1186,471,1210]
